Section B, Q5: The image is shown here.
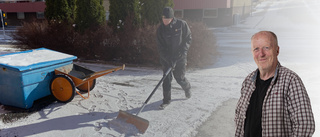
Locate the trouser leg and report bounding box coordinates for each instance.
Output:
[162,66,172,104]
[173,59,191,91]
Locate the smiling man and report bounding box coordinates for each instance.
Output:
[251,31,279,80]
[235,31,315,137]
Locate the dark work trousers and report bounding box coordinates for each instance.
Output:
[161,57,191,104]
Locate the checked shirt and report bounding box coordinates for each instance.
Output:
[235,63,315,137]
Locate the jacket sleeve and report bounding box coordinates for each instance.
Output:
[173,20,192,60]
[288,76,315,136]
[175,20,192,60]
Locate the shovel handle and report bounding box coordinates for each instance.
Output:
[136,67,172,115]
[145,67,172,104]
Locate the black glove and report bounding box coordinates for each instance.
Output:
[173,52,182,60]
[171,60,176,69]
[164,56,171,64]
[174,51,187,61]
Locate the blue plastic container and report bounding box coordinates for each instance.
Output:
[0,48,77,109]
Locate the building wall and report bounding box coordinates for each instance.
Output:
[6,12,44,26]
[102,0,110,20]
[183,9,203,22]
[177,7,234,28]
[173,0,253,27]
[174,0,231,9]
[2,1,110,26]
[232,0,252,24]
[204,8,233,27]
[103,0,109,11]
[232,0,252,16]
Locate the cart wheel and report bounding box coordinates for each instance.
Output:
[77,79,96,93]
[50,74,75,103]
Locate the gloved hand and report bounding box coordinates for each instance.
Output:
[173,52,182,61]
[174,51,187,61]
[171,60,177,69]
[161,55,170,64]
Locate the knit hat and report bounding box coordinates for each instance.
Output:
[162,7,174,18]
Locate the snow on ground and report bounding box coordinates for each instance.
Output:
[1,0,320,136]
[0,48,74,66]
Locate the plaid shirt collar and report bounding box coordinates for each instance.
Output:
[251,62,280,83]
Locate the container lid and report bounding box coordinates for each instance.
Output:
[0,48,77,71]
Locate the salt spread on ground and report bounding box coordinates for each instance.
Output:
[0,49,74,67]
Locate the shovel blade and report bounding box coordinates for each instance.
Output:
[116,110,149,133]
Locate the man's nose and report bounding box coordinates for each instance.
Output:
[259,49,266,56]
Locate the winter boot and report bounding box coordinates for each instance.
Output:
[159,102,170,110]
[185,89,191,99]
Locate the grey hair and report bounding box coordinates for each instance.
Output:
[251,31,278,47]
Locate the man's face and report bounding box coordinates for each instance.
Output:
[251,33,279,73]
[162,17,173,26]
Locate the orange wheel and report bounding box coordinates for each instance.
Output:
[77,79,96,92]
[50,75,75,103]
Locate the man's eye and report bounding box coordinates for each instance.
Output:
[264,46,270,50]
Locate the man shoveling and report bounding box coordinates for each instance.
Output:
[156,7,192,109]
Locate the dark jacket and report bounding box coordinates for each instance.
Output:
[156,18,192,64]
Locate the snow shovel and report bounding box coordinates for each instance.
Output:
[116,67,173,133]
